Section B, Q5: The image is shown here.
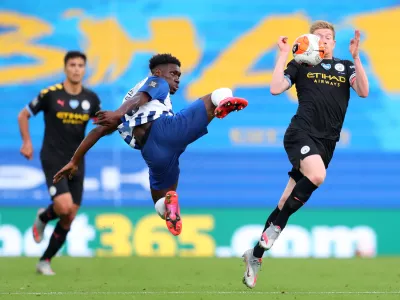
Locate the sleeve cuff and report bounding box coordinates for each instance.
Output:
[25,105,34,116]
[284,75,292,88]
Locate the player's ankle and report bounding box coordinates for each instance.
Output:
[211,88,232,106]
[39,204,57,223]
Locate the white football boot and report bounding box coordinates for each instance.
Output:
[242,249,262,288]
[36,260,55,276]
[32,208,46,243]
[259,223,281,250]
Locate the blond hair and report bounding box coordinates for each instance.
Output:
[310,20,335,39]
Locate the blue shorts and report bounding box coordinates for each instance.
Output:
[141,99,208,190]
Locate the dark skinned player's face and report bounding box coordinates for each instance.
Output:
[154,64,181,95]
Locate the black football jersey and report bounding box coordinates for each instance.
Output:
[284,58,356,141]
[27,83,101,163]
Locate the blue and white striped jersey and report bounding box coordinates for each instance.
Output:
[117,76,173,149]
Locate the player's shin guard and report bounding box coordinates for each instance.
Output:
[39,204,58,223]
[274,176,318,229]
[40,221,69,261]
[253,206,280,258]
[155,197,166,220]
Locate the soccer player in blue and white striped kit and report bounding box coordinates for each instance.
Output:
[53,53,248,236]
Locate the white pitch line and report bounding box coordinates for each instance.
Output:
[0,291,400,295]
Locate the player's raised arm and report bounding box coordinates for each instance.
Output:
[94,92,151,127]
[349,30,369,98]
[270,36,291,95]
[53,124,115,183]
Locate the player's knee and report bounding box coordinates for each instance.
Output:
[307,171,326,186]
[54,201,73,216]
[53,193,74,216]
[56,204,73,216]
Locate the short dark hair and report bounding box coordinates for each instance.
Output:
[149,53,181,71]
[64,51,87,66]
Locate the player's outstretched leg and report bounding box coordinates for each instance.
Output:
[211,88,248,119]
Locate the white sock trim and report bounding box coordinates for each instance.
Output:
[155,197,166,219]
[211,87,232,106]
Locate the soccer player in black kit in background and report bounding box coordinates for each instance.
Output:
[18,51,101,275]
[242,21,369,288]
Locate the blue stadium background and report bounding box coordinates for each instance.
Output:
[0,0,399,210]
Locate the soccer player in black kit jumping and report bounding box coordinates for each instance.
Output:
[18,51,101,275]
[242,21,369,288]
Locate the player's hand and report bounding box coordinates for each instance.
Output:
[20,141,33,160]
[278,36,290,53]
[349,30,360,59]
[53,161,78,183]
[94,110,122,127]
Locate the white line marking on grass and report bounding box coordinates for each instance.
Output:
[1,291,400,296]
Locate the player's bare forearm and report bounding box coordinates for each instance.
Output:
[270,51,290,95]
[17,108,32,143]
[116,93,150,117]
[70,125,115,165]
[353,57,369,98]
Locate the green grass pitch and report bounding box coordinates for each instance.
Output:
[1,257,400,300]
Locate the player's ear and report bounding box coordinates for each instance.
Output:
[153,68,162,77]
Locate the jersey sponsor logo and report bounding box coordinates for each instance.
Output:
[301,145,310,154]
[56,112,90,124]
[81,100,91,111]
[307,73,346,82]
[334,63,345,72]
[69,99,79,109]
[321,63,331,70]
[307,72,346,87]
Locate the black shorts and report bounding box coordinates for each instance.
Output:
[40,159,85,205]
[284,127,336,172]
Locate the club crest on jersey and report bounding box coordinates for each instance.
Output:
[69,99,79,109]
[334,63,345,72]
[321,63,331,70]
[81,100,91,111]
